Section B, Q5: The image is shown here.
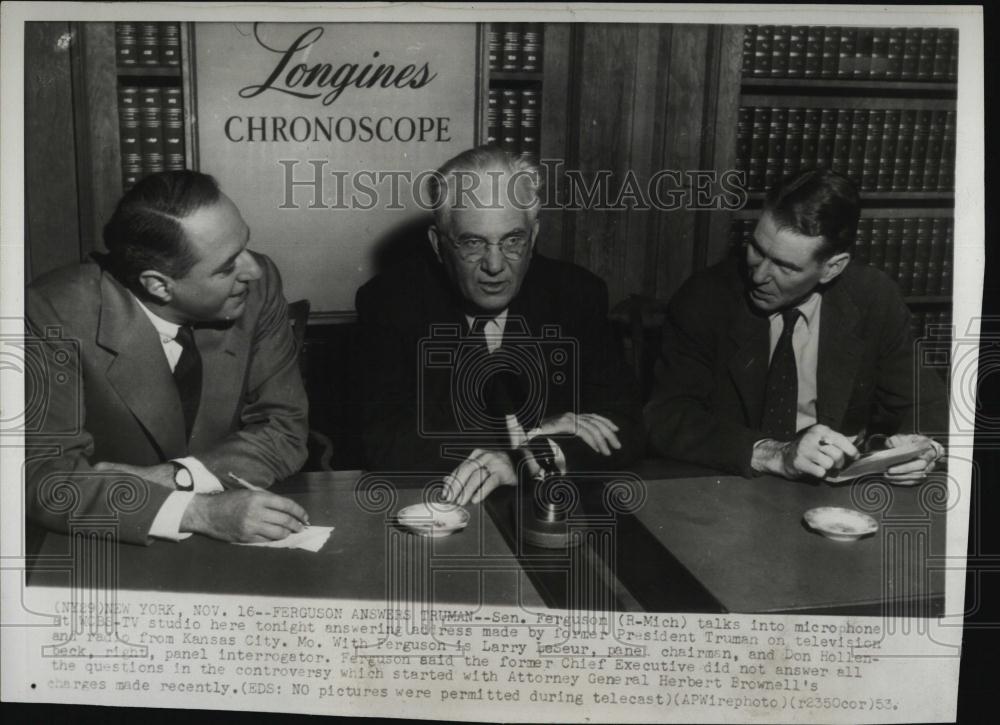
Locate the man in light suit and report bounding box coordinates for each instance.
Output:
[645,169,947,481]
[26,170,309,545]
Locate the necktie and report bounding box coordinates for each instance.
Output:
[173,325,202,440]
[760,308,801,441]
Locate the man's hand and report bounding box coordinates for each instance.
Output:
[530,412,621,457]
[93,461,174,489]
[444,449,517,505]
[884,434,945,483]
[752,424,860,480]
[179,490,309,543]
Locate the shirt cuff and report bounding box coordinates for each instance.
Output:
[173,456,223,493]
[547,439,568,475]
[148,491,195,541]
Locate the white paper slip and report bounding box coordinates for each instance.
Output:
[824,440,932,483]
[235,526,334,552]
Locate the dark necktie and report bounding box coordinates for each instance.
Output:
[173,325,202,440]
[760,308,801,441]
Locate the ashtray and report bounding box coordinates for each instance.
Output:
[803,506,878,542]
[397,503,470,538]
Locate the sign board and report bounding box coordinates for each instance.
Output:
[195,22,477,313]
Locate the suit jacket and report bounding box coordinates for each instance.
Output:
[25,253,308,544]
[645,257,948,476]
[355,249,643,473]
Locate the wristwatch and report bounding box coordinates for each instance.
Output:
[171,461,194,491]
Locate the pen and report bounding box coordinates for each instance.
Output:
[227,471,264,491]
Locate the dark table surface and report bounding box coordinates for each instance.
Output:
[28,462,948,615]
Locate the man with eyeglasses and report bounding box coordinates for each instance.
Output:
[356,145,643,504]
[645,168,947,481]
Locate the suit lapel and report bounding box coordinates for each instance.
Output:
[726,298,771,427]
[96,274,188,458]
[816,278,864,429]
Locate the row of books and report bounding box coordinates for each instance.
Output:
[487,23,544,73]
[486,87,541,162]
[730,216,953,297]
[116,22,182,68]
[742,26,958,81]
[736,107,956,193]
[910,309,952,344]
[117,86,186,189]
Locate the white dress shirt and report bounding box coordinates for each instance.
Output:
[133,296,223,541]
[766,292,822,434]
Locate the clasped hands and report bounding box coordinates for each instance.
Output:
[752,424,944,482]
[442,412,621,505]
[92,461,307,543]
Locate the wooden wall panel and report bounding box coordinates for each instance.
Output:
[25,21,81,280]
[539,23,573,261]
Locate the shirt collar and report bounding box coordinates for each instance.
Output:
[465,308,509,329]
[130,292,182,342]
[770,291,822,330]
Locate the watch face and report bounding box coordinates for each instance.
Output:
[174,465,194,490]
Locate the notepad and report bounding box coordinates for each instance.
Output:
[824,440,932,483]
[235,526,334,552]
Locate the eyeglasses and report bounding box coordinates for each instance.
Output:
[445,233,531,262]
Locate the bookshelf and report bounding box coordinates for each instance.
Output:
[114,22,196,190]
[732,25,957,345]
[477,23,544,162]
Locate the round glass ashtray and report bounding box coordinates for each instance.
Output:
[397,503,470,537]
[803,506,878,542]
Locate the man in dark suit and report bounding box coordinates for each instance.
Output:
[26,171,309,545]
[646,169,947,481]
[357,146,642,504]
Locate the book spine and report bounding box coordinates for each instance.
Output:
[891,110,915,191]
[742,26,757,76]
[115,22,138,67]
[932,26,951,81]
[140,87,165,174]
[118,86,141,190]
[846,109,868,186]
[488,22,503,72]
[754,26,773,77]
[820,26,839,79]
[837,27,856,79]
[883,218,902,282]
[520,89,540,162]
[817,108,837,171]
[787,26,807,78]
[910,217,932,296]
[486,89,499,145]
[926,218,944,295]
[522,24,543,73]
[870,27,889,78]
[922,110,944,191]
[783,107,804,181]
[501,23,523,73]
[831,109,852,176]
[901,27,922,80]
[854,28,873,79]
[764,107,787,190]
[939,219,953,295]
[500,88,520,152]
[854,217,873,265]
[897,218,917,295]
[916,27,938,81]
[771,26,790,77]
[907,109,931,191]
[162,87,185,169]
[804,27,823,78]
[736,107,752,177]
[877,109,900,191]
[160,22,181,67]
[861,109,883,192]
[947,28,959,82]
[869,218,887,271]
[138,22,161,67]
[749,107,771,192]
[801,108,821,170]
[886,27,905,80]
[939,110,956,191]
